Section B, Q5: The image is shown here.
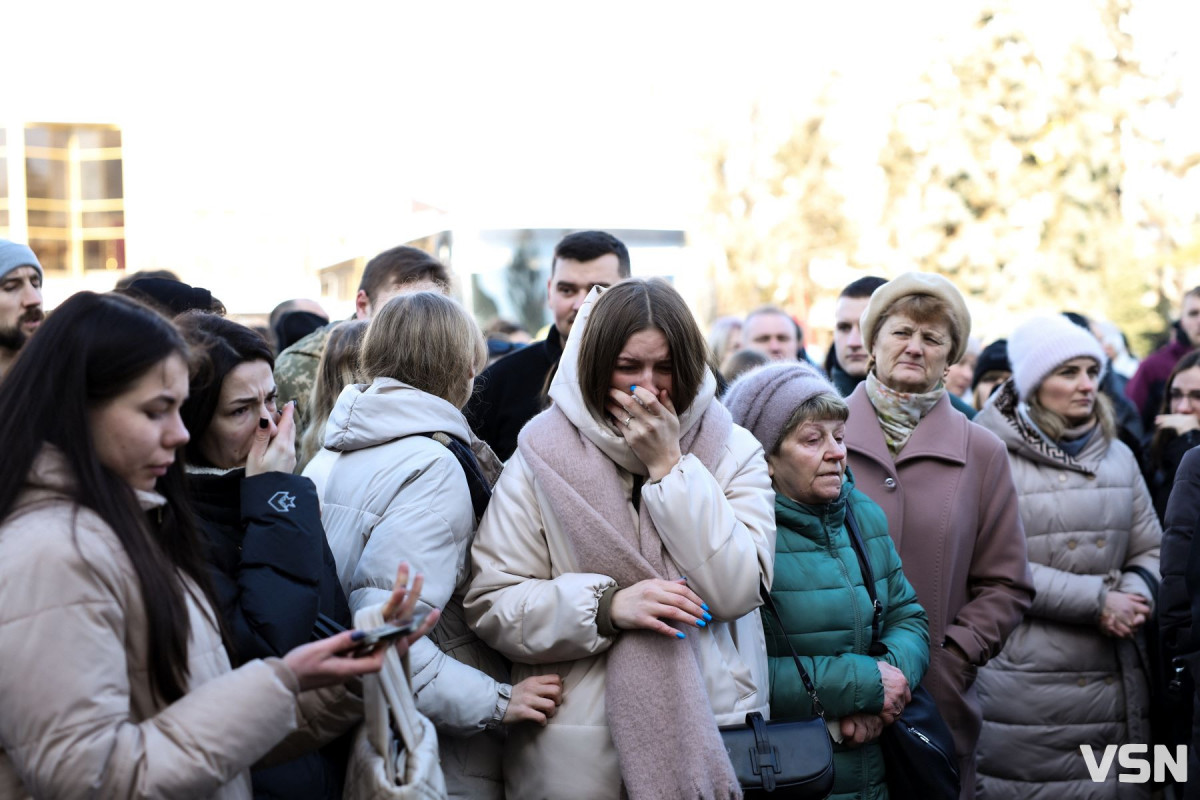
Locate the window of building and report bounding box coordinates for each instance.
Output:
[23,123,124,275]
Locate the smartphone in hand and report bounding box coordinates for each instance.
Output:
[348,609,431,657]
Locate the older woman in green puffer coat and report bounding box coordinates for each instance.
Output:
[726,363,930,800]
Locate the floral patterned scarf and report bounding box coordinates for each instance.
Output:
[864,372,945,457]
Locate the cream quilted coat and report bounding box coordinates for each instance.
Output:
[974,388,1161,800]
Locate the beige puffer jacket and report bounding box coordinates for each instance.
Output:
[310,378,509,799]
[974,387,1161,800]
[0,450,353,800]
[463,288,776,800]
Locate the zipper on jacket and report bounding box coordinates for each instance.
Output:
[825,508,866,655]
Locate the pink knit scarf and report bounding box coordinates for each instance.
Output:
[519,402,742,800]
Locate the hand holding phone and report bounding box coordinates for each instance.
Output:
[282,564,440,690]
[348,609,432,657]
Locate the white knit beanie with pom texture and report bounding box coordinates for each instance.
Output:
[1007,315,1106,400]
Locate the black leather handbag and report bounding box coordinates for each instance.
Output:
[843,504,960,800]
[720,588,834,798]
[878,685,959,800]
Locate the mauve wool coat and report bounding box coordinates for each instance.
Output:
[845,385,1034,800]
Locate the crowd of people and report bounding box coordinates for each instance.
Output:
[0,229,1196,799]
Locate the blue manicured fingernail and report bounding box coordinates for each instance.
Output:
[701,602,709,612]
[675,631,687,639]
[703,612,712,621]
[630,385,637,392]
[350,630,365,641]
[697,619,707,628]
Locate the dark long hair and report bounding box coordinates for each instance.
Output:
[1148,350,1200,473]
[175,311,274,467]
[0,292,215,702]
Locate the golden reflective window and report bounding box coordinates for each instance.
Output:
[20,123,125,274]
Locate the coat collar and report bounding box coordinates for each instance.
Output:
[974,380,1110,475]
[323,376,473,453]
[845,382,969,472]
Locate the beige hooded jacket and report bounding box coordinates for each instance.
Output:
[311,378,510,799]
[463,286,776,800]
[0,450,355,800]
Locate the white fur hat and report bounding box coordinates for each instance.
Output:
[1007,315,1106,400]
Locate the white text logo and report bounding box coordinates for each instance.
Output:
[1079,745,1186,783]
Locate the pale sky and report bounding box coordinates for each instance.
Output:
[4,0,1197,313]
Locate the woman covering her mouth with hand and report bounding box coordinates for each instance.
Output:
[465,279,775,800]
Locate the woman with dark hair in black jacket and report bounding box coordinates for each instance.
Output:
[176,310,354,800]
[1145,350,1200,524]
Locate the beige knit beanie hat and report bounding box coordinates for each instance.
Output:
[859,272,972,364]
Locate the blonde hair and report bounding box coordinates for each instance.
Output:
[360,291,486,409]
[298,320,368,469]
[707,316,743,364]
[1027,389,1116,443]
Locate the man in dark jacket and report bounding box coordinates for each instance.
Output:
[465,231,629,461]
[274,245,450,430]
[824,275,886,396]
[1128,288,1200,432]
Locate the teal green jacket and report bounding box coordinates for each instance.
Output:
[765,470,929,800]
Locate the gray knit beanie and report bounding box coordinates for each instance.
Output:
[724,362,841,455]
[1007,315,1106,400]
[0,240,43,282]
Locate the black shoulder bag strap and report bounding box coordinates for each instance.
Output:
[759,584,826,718]
[312,431,492,643]
[843,502,889,657]
[424,431,493,523]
